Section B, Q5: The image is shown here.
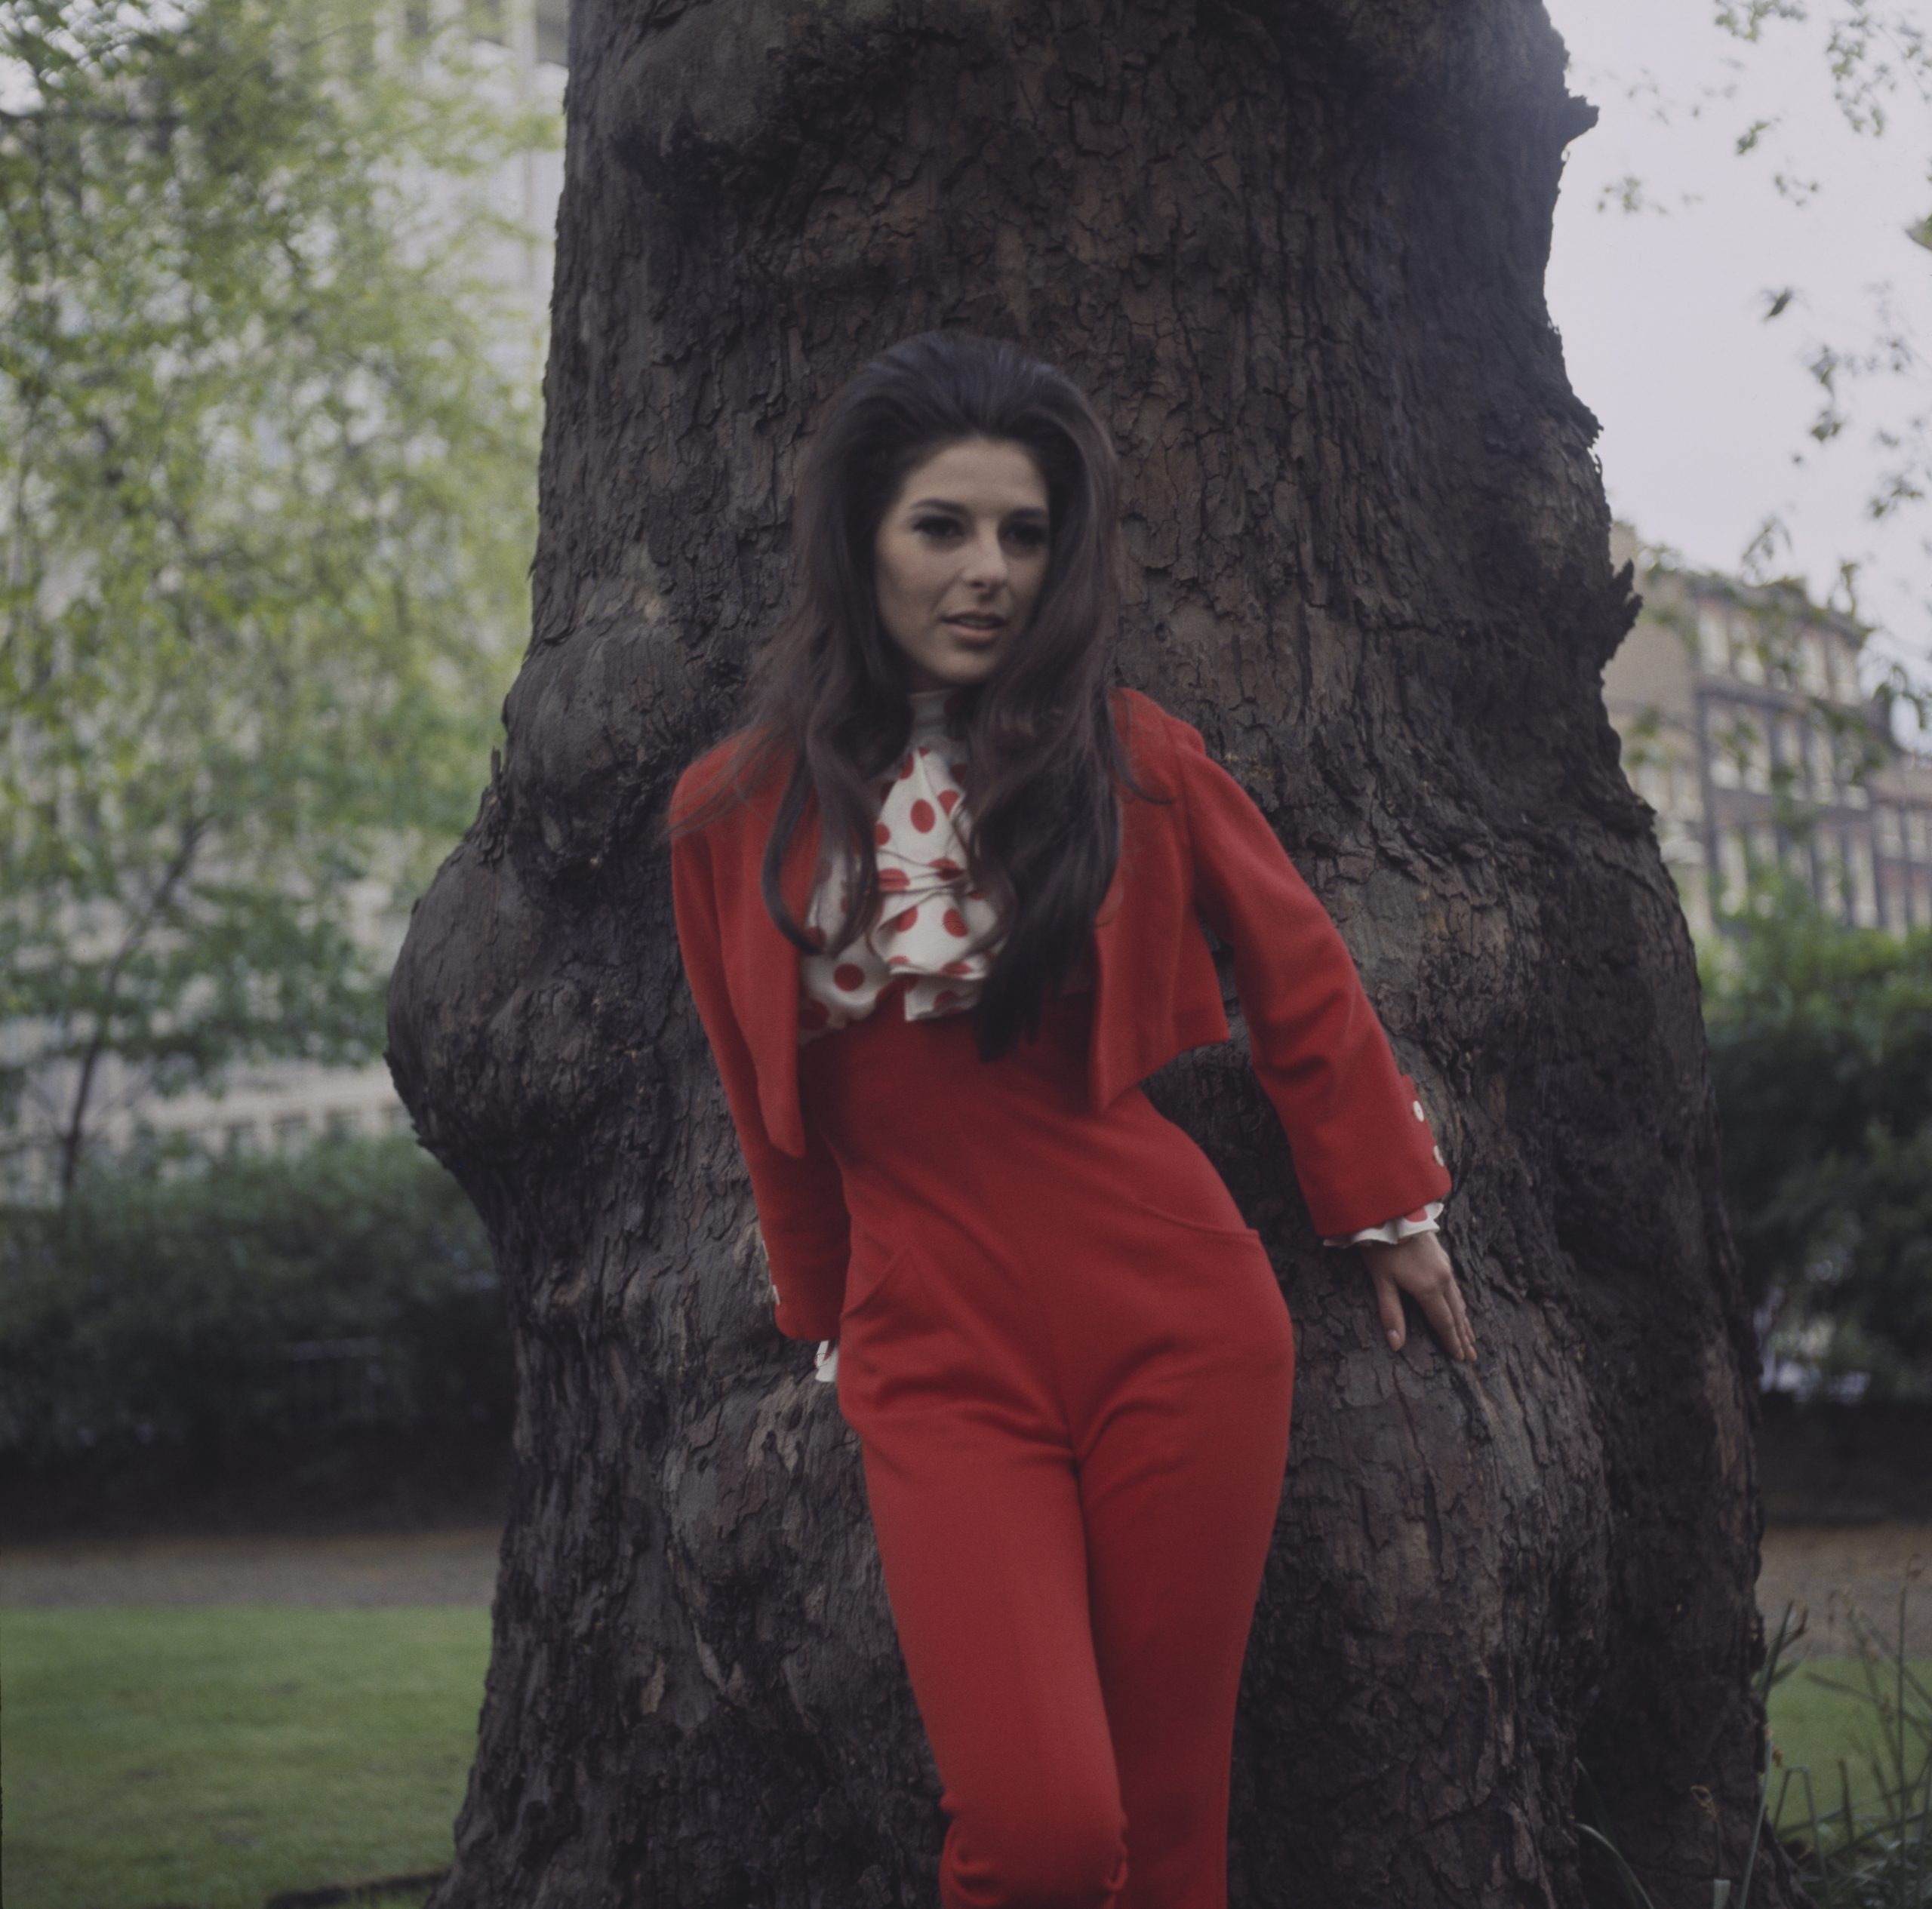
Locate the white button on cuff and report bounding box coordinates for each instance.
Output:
[1432,1144,1444,1165]
[1412,1100,1426,1122]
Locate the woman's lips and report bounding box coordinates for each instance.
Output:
[946,619,1003,647]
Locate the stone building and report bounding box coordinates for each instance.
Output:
[1601,520,1932,942]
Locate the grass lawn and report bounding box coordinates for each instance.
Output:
[1766,1651,1932,1841]
[2,1601,1924,1907]
[1,1605,489,1909]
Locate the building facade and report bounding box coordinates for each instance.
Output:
[1601,520,1932,942]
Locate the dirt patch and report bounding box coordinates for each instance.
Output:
[1758,1522,1932,1661]
[5,1520,1929,1660]
[0,1526,501,1607]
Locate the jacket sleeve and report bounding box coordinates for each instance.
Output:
[1168,717,1452,1237]
[669,816,851,1342]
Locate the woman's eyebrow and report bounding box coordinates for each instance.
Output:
[906,496,1049,520]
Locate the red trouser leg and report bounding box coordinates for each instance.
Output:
[1078,1290,1296,1909]
[838,1204,1297,1909]
[857,1417,1132,1908]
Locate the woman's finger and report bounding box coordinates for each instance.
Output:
[1371,1262,1407,1350]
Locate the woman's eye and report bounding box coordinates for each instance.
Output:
[1005,524,1048,549]
[912,516,961,539]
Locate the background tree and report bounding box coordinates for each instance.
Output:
[387,1,1801,1903]
[0,0,553,1192]
[1703,875,1932,1397]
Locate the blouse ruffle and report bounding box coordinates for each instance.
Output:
[796,688,1003,1043]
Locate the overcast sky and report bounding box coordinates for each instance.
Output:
[1542,0,1930,700]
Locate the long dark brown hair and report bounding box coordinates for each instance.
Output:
[665,330,1160,1061]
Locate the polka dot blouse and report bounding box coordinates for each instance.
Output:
[797,686,1441,1385]
[796,687,1017,1041]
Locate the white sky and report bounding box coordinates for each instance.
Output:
[1542,0,1931,696]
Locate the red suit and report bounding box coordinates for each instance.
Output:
[670,688,1449,1908]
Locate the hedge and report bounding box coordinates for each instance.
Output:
[0,1133,509,1459]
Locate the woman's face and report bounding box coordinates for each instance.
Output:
[872,436,1051,692]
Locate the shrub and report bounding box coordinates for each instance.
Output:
[0,1133,509,1459]
[1701,878,1932,1400]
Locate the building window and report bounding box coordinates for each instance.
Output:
[1908,810,1930,861]
[1697,604,1731,671]
[1808,727,1837,803]
[1801,632,1830,694]
[1875,806,1902,857]
[1849,836,1878,927]
[1718,827,1749,905]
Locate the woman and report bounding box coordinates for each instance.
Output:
[666,330,1475,1909]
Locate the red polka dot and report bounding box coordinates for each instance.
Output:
[888,954,912,967]
[879,867,910,891]
[833,963,865,991]
[941,960,972,976]
[967,887,987,899]
[933,988,959,1008]
[918,745,931,755]
[909,798,936,832]
[898,755,915,779]
[805,924,827,948]
[874,821,891,845]
[933,857,961,876]
[892,906,919,933]
[938,789,961,816]
[943,908,968,936]
[798,998,831,1028]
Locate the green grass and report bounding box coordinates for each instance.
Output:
[3,1600,1920,1909]
[1767,1652,1932,1832]
[0,1605,489,1909]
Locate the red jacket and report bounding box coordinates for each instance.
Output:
[669,687,1451,1343]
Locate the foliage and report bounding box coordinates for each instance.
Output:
[0,0,553,1188]
[0,1130,508,1457]
[1700,875,1932,1398]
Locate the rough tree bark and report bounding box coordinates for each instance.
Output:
[386,2,1799,1903]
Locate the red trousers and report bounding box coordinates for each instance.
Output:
[798,980,1298,1909]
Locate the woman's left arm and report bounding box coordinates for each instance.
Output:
[1169,717,1475,1362]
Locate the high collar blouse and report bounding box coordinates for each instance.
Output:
[797,687,1016,1044]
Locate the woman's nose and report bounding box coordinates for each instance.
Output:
[960,527,1008,586]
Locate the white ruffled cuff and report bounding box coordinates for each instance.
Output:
[1321,1199,1444,1249]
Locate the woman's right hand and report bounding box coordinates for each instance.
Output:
[1358,1234,1477,1363]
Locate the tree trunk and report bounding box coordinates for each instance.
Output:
[386,2,1800,1902]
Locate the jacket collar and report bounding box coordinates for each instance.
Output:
[721,719,1137,1160]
